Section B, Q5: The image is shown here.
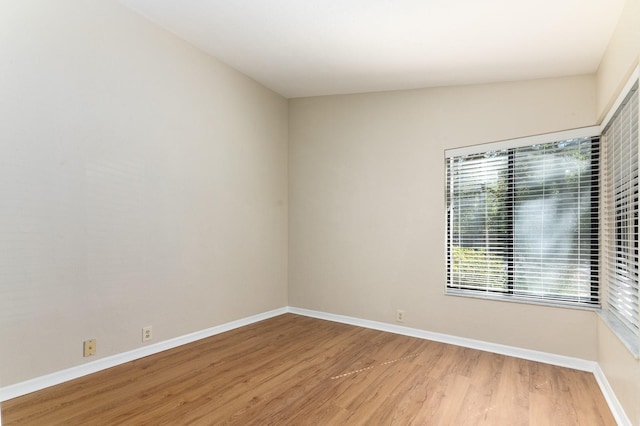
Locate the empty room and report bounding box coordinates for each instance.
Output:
[1,0,639,424]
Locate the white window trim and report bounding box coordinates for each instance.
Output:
[600,66,640,132]
[445,126,600,158]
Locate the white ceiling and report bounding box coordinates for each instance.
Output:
[120,0,626,99]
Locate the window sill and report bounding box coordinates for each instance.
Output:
[445,287,601,312]
[597,311,640,359]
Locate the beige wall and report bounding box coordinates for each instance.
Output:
[289,75,598,359]
[2,0,639,422]
[0,1,288,386]
[596,0,640,424]
[597,0,640,120]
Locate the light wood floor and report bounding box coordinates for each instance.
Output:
[2,314,616,425]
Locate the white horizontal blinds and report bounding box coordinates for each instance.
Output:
[512,140,599,304]
[602,81,639,335]
[447,151,511,293]
[447,137,599,306]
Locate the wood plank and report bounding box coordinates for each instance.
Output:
[2,314,617,425]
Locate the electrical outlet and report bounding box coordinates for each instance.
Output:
[142,326,153,342]
[396,310,406,323]
[83,339,96,357]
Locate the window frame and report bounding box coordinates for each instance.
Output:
[445,126,601,309]
[599,70,640,358]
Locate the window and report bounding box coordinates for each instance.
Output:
[446,131,600,307]
[601,80,639,354]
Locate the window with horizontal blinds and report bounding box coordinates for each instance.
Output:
[602,81,639,341]
[446,136,600,307]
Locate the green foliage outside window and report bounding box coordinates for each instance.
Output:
[451,246,507,290]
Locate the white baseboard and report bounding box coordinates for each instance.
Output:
[0,307,287,402]
[288,306,630,426]
[287,307,598,371]
[593,364,632,426]
[1,306,630,426]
